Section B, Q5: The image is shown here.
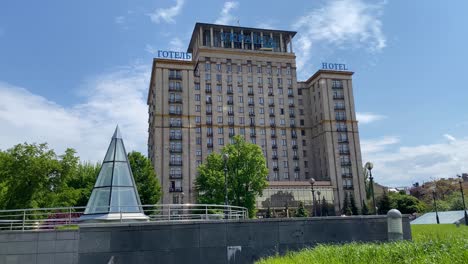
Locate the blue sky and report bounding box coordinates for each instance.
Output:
[1,0,467,186]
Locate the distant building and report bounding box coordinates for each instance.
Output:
[147,22,366,214]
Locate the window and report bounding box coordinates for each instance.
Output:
[237,65,242,73]
[299,109,304,115]
[196,137,201,145]
[195,127,201,134]
[258,88,263,94]
[237,76,243,83]
[227,75,232,83]
[218,138,224,145]
[195,94,201,101]
[205,62,211,71]
[227,64,232,72]
[218,127,224,134]
[281,129,286,136]
[217,106,223,112]
[216,85,222,92]
[205,73,211,80]
[217,95,223,102]
[216,64,221,71]
[283,172,289,179]
[257,65,262,74]
[195,83,200,90]
[259,108,264,114]
[195,105,201,112]
[195,116,201,123]
[259,97,264,105]
[287,79,292,85]
[282,139,287,146]
[248,76,253,83]
[239,107,244,113]
[257,77,263,84]
[277,78,282,85]
[239,117,245,124]
[283,161,288,168]
[248,65,252,73]
[304,161,308,168]
[196,149,202,156]
[217,116,223,124]
[238,96,243,103]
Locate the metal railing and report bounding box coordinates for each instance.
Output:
[0,204,248,232]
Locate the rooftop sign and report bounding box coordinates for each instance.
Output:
[322,63,348,71]
[157,50,192,60]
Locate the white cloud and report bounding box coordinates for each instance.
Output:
[356,112,386,124]
[443,134,456,142]
[145,44,158,54]
[215,2,239,25]
[169,37,185,51]
[114,16,125,24]
[361,135,468,187]
[149,0,184,24]
[0,64,150,162]
[293,0,387,75]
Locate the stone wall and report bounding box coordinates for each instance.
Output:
[0,230,78,264]
[0,215,412,264]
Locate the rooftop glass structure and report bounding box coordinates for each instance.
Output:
[80,126,148,221]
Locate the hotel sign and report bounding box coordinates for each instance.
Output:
[322,62,348,71]
[220,32,277,49]
[157,50,192,60]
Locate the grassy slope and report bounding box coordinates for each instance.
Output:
[257,224,468,264]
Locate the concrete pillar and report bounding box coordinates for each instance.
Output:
[289,34,293,53]
[260,32,263,48]
[210,27,214,47]
[280,33,284,52]
[231,28,234,49]
[251,32,254,50]
[387,209,403,241]
[221,28,224,48]
[241,30,244,49]
[199,26,203,46]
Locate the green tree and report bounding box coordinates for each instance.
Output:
[295,201,308,217]
[127,151,162,205]
[342,192,351,215]
[361,200,370,215]
[350,193,359,215]
[67,162,101,207]
[389,192,426,214]
[195,135,268,218]
[377,191,391,215]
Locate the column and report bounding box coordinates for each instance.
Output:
[260,32,264,48]
[231,28,234,48]
[289,34,293,53]
[210,27,214,47]
[251,32,254,50]
[221,28,224,48]
[199,26,203,46]
[241,30,244,49]
[280,33,284,52]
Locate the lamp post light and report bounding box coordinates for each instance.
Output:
[457,175,468,225]
[365,162,377,215]
[430,186,440,224]
[317,191,321,216]
[223,153,229,219]
[309,178,316,217]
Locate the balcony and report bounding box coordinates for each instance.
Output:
[168,87,182,92]
[228,121,235,126]
[169,160,183,166]
[206,99,212,104]
[273,166,279,171]
[272,155,278,160]
[170,122,182,128]
[250,133,256,138]
[170,134,182,140]
[342,173,353,178]
[268,92,274,96]
[332,85,343,89]
[339,150,350,155]
[288,93,294,98]
[268,102,275,107]
[207,143,213,148]
[206,120,212,125]
[334,105,346,110]
[206,132,213,137]
[269,113,275,117]
[341,161,352,166]
[343,186,354,190]
[272,144,277,149]
[248,91,254,96]
[289,103,295,107]
[228,111,234,116]
[169,148,183,153]
[294,167,300,172]
[270,123,276,128]
[169,187,183,192]
[289,113,295,118]
[338,139,349,143]
[293,155,299,160]
[292,145,298,149]
[290,124,296,128]
[206,110,212,115]
[227,90,233,94]
[229,132,235,137]
[168,98,183,104]
[249,112,255,117]
[205,88,212,94]
[169,74,182,80]
[250,122,256,127]
[337,127,348,132]
[333,94,345,100]
[169,111,182,116]
[271,134,277,138]
[291,133,297,138]
[248,102,255,106]
[169,173,182,179]
[227,100,234,105]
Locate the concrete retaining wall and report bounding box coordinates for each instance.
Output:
[0,216,412,264]
[0,230,78,264]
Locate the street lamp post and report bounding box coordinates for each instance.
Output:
[431,186,440,224]
[365,162,377,215]
[223,153,229,219]
[457,175,468,226]
[309,178,316,217]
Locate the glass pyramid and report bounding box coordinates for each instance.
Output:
[80,126,148,221]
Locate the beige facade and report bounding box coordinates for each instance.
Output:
[148,23,365,214]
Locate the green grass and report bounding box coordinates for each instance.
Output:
[256,224,468,264]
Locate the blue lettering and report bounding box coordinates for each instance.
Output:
[162,51,169,57]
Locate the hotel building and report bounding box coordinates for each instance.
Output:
[147,23,365,214]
